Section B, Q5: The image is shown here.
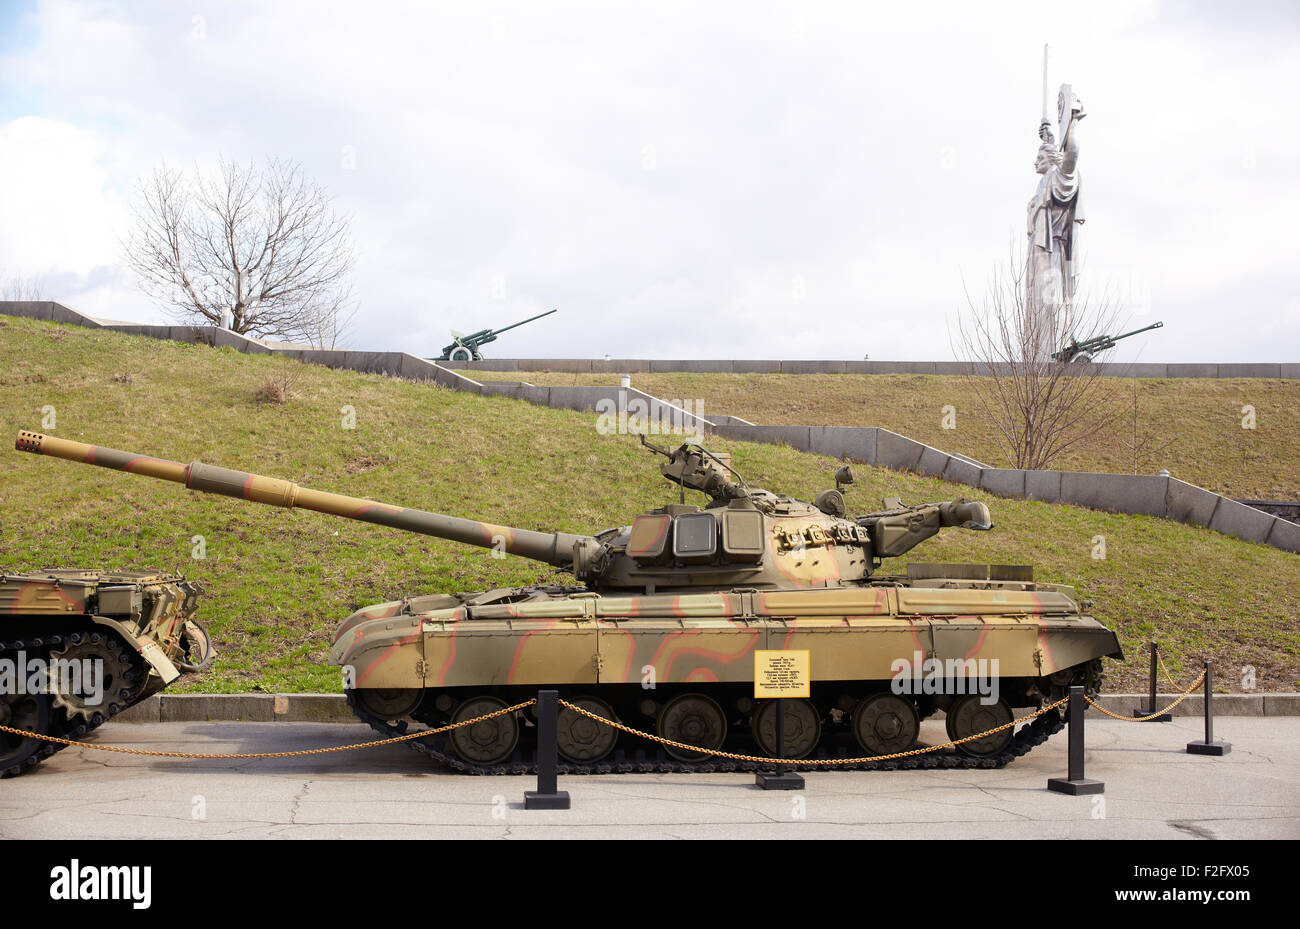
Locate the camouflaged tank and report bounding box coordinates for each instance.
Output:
[0,569,209,777]
[16,430,1121,774]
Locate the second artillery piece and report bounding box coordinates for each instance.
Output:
[1052,320,1164,363]
[15,430,1122,774]
[436,308,557,362]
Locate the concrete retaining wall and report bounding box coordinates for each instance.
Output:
[4,301,1296,552]
[442,357,1296,379]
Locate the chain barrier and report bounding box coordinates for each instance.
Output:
[1,672,1211,766]
[1084,667,1206,722]
[0,699,536,760]
[556,696,1069,765]
[1158,652,1188,691]
[4,694,1062,766]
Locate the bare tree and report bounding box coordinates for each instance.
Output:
[1,272,46,301]
[296,293,358,350]
[953,242,1128,471]
[121,157,357,346]
[1118,382,1177,475]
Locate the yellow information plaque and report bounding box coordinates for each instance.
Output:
[753,650,811,699]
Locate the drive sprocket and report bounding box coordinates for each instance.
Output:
[47,632,141,723]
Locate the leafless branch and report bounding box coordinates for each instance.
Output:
[1118,382,1178,475]
[120,157,357,345]
[1,271,47,301]
[952,239,1129,471]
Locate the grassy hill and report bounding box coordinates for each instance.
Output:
[489,371,1300,501]
[1,313,1296,695]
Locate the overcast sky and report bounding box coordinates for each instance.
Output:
[1,0,1297,361]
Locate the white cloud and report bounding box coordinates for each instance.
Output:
[1,0,1297,359]
[0,117,121,273]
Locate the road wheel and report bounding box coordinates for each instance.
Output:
[657,693,727,762]
[852,693,920,756]
[449,696,519,765]
[0,691,53,778]
[946,695,1013,757]
[556,696,618,763]
[751,698,821,759]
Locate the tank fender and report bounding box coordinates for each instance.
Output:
[329,615,426,689]
[333,599,411,642]
[926,617,1122,679]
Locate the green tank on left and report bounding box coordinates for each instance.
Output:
[0,570,209,777]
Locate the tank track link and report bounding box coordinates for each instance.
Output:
[346,690,1065,776]
[0,633,144,778]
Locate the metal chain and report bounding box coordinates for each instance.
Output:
[6,675,1206,768]
[1158,652,1187,690]
[556,696,1069,765]
[1084,667,1206,721]
[0,699,536,759]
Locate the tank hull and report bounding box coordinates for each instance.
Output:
[331,576,1122,770]
[0,570,207,777]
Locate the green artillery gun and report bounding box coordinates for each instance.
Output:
[436,309,557,362]
[1052,321,1164,363]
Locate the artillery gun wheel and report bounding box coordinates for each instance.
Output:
[852,693,921,756]
[448,347,473,362]
[751,698,821,759]
[556,696,618,763]
[657,693,727,762]
[945,695,1014,757]
[449,696,519,765]
[0,690,53,778]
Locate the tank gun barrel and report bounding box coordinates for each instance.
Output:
[15,432,593,570]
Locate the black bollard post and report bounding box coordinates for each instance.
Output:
[756,699,805,790]
[1133,640,1171,721]
[525,690,571,809]
[1048,685,1104,795]
[1186,661,1232,756]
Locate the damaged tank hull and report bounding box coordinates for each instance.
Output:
[0,570,208,777]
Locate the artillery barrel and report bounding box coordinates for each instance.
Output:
[490,308,557,337]
[15,432,593,569]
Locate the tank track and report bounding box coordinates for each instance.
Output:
[0,633,143,778]
[346,690,1065,777]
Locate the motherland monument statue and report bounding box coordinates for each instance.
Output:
[1027,45,1086,350]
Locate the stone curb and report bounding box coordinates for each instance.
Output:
[111,692,1300,723]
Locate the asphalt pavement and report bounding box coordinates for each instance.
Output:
[3,716,1296,840]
